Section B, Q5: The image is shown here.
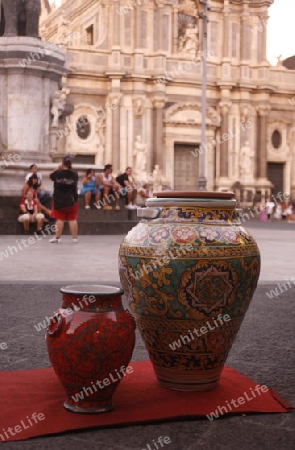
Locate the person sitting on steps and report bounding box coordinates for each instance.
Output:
[25,164,51,204]
[116,167,137,209]
[96,164,120,210]
[18,190,45,235]
[80,169,102,209]
[22,174,51,217]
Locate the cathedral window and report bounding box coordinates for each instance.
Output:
[257,31,262,63]
[124,13,132,47]
[140,11,148,48]
[209,21,218,57]
[246,26,252,60]
[231,23,239,58]
[77,116,91,140]
[86,24,94,45]
[162,14,170,52]
[271,130,282,149]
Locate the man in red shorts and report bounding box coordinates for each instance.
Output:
[49,155,79,243]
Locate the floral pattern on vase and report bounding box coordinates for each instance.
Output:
[119,192,260,391]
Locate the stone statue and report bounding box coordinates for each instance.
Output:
[239,141,254,179]
[152,165,163,193]
[207,107,221,127]
[95,116,106,166]
[240,105,249,124]
[277,54,283,67]
[56,15,70,46]
[50,95,60,128]
[133,97,144,116]
[1,0,41,38]
[180,23,199,55]
[50,88,70,128]
[133,135,147,179]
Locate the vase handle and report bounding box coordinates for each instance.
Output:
[137,207,161,219]
[46,313,63,336]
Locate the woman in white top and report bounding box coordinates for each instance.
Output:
[96,164,120,210]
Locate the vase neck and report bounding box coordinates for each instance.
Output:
[154,206,240,224]
[61,293,123,312]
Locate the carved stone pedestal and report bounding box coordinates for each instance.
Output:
[0,37,66,161]
[0,37,66,195]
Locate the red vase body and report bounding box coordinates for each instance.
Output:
[46,285,136,413]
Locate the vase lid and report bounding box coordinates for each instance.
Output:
[153,191,235,199]
[60,285,124,296]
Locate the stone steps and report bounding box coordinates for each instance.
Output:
[0,196,139,235]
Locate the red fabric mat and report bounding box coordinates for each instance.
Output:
[0,360,293,442]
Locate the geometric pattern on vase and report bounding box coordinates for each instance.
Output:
[119,197,260,391]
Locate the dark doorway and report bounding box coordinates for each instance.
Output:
[267,162,284,195]
[0,6,5,36]
[174,143,199,190]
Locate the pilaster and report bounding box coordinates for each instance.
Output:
[152,96,166,172]
[256,105,269,179]
[108,91,122,173]
[219,101,231,179]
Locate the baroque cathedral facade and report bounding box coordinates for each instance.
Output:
[40,0,295,200]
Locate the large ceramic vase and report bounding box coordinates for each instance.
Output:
[119,192,260,391]
[46,285,136,413]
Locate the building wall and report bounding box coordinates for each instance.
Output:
[40,0,295,199]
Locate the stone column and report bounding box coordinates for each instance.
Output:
[108,93,122,172]
[219,102,231,178]
[256,106,269,179]
[152,97,166,171]
[143,103,152,174]
[120,105,128,171]
[290,130,295,198]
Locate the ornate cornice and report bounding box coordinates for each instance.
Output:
[230,0,274,6]
[165,102,221,126]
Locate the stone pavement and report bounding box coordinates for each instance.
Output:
[0,220,294,284]
[0,221,294,449]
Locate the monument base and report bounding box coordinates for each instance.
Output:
[0,36,67,165]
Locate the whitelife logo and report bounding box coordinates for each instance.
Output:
[142,436,172,450]
[266,278,295,299]
[71,365,134,402]
[0,413,45,442]
[168,314,231,351]
[34,295,96,332]
[206,384,269,420]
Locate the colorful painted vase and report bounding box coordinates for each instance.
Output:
[46,285,136,413]
[119,191,260,391]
